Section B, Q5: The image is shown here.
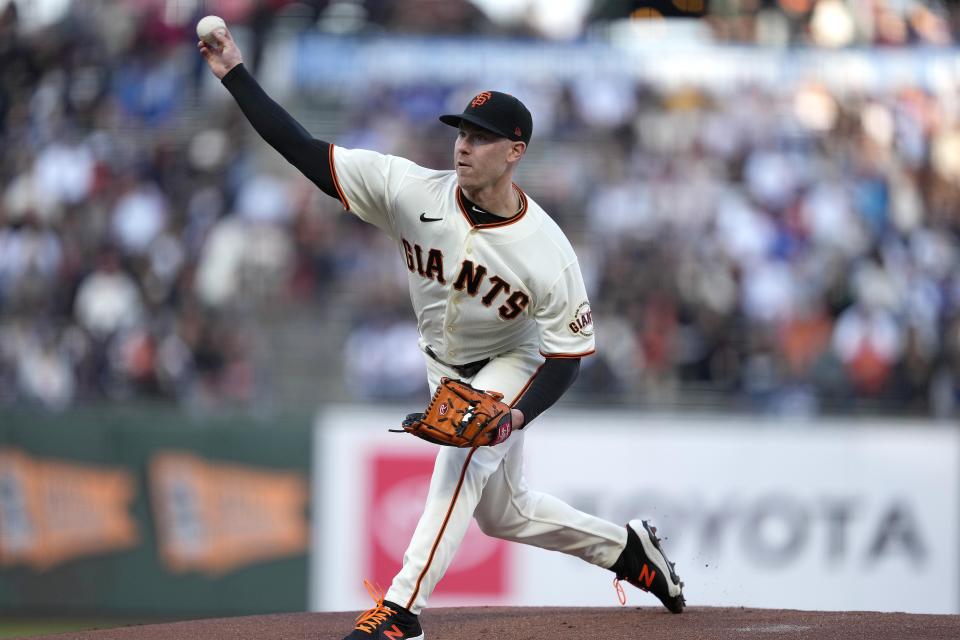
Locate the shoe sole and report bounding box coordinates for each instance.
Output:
[630,519,686,614]
[345,630,423,639]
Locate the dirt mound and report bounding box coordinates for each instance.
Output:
[27,606,960,640]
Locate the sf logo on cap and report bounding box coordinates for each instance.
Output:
[471,92,493,107]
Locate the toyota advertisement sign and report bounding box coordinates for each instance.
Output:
[312,408,958,614]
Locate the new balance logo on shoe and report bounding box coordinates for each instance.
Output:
[637,563,657,589]
[611,520,685,614]
[344,581,425,639]
[384,625,404,640]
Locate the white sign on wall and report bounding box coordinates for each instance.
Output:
[312,408,959,614]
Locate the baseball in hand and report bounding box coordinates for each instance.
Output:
[196,15,227,46]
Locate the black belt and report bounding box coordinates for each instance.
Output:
[425,346,490,379]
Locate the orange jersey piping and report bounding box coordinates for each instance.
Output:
[540,348,596,359]
[456,185,528,229]
[329,145,351,211]
[405,447,478,611]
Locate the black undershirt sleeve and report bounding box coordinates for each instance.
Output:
[513,357,580,427]
[220,64,339,199]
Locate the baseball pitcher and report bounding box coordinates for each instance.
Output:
[199,27,685,640]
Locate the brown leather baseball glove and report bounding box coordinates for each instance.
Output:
[392,377,514,448]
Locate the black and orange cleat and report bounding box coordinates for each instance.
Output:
[343,580,425,639]
[612,519,685,614]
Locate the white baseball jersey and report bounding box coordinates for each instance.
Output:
[329,146,595,365]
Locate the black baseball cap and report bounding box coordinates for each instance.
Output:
[439,91,532,145]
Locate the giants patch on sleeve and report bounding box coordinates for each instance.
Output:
[568,301,593,336]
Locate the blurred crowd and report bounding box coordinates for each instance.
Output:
[702,0,957,47]
[573,82,960,416]
[7,1,959,45]
[1,0,959,417]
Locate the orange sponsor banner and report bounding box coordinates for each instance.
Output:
[0,447,139,570]
[149,452,308,575]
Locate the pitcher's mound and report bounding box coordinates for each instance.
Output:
[28,606,960,640]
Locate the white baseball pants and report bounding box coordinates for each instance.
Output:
[385,347,628,614]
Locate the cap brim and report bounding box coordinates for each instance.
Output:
[438,113,512,140]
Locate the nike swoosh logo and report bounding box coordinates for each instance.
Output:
[420,212,443,222]
[471,205,487,214]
